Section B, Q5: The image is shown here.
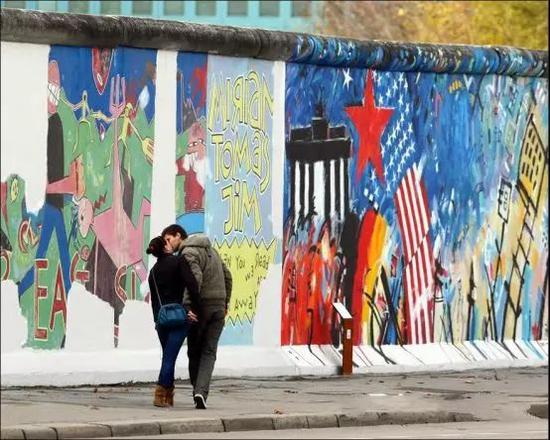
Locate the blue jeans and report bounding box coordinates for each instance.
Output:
[156,324,188,388]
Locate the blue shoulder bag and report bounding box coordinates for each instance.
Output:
[151,268,188,329]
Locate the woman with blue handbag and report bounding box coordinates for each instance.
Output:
[146,236,200,408]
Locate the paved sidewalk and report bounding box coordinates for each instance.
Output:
[1,367,547,438]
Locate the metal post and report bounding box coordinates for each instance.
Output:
[333,302,353,375]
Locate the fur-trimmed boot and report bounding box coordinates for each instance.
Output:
[166,386,174,407]
[153,384,170,407]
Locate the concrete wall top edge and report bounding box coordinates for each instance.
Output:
[1,7,548,77]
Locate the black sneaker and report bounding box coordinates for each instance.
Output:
[194,393,207,409]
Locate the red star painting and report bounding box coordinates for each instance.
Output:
[345,70,393,184]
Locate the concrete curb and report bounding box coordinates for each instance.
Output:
[527,403,548,419]
[0,410,478,439]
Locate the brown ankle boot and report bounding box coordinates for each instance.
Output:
[153,384,170,407]
[166,387,174,407]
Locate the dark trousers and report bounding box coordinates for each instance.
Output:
[188,306,225,400]
[156,324,188,388]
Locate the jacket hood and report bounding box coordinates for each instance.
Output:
[182,234,212,248]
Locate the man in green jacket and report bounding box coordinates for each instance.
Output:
[162,224,232,409]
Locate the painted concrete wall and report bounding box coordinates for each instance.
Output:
[1,39,548,386]
[282,66,549,346]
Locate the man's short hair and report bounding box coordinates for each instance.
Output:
[161,224,188,240]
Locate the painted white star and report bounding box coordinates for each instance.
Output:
[343,68,353,90]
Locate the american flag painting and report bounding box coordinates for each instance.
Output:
[394,165,435,344]
[372,70,436,344]
[283,60,548,348]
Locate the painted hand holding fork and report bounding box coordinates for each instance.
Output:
[105,74,126,169]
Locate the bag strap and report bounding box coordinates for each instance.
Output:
[151,267,163,307]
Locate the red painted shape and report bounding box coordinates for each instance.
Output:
[49,262,67,331]
[34,259,49,340]
[70,252,90,284]
[191,65,207,108]
[0,181,7,223]
[91,48,113,95]
[345,70,393,184]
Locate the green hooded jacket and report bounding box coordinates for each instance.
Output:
[178,234,232,311]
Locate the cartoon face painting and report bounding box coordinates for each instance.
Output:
[92,48,113,95]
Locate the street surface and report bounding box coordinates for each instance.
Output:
[1,367,547,438]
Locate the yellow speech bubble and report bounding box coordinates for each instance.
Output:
[214,237,277,325]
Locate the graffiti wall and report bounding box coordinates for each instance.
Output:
[175,52,208,235]
[204,55,279,344]
[282,65,548,347]
[1,45,156,349]
[0,22,547,384]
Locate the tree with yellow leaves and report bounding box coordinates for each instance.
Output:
[316,1,548,50]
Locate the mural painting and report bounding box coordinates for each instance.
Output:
[205,56,278,344]
[176,52,208,234]
[282,64,548,347]
[0,46,157,349]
